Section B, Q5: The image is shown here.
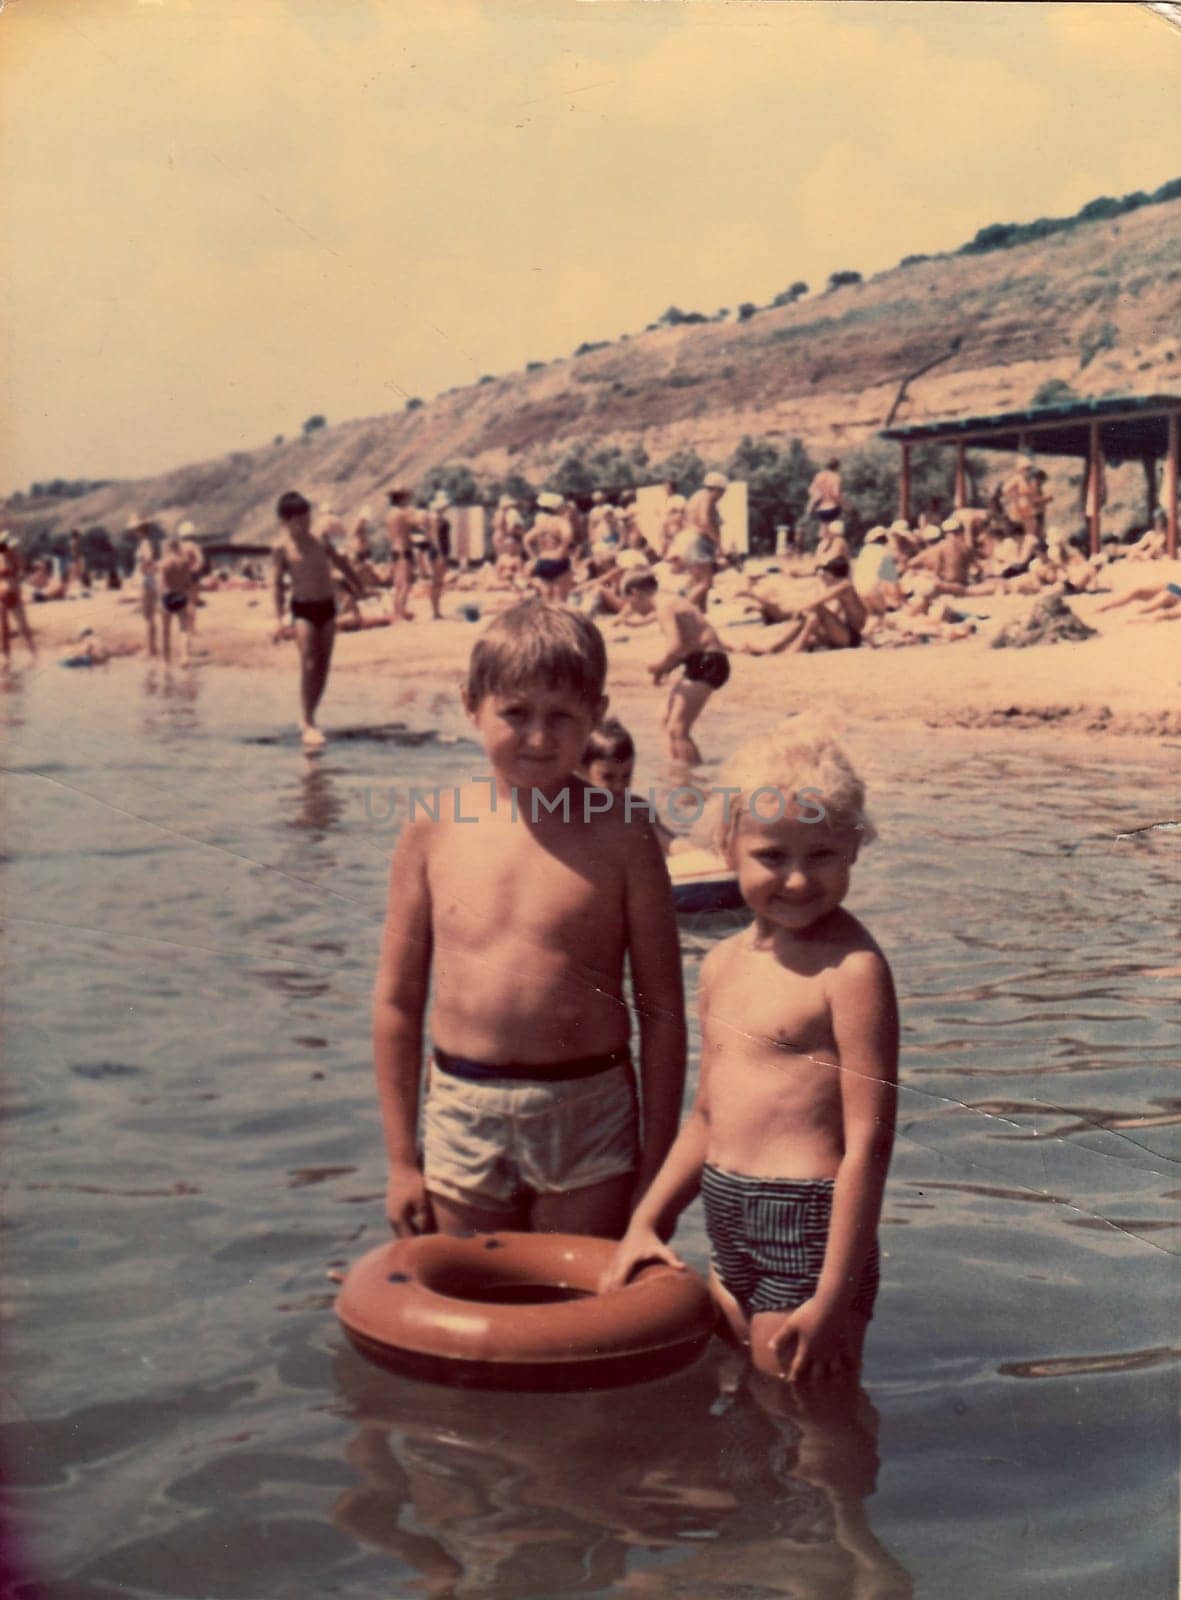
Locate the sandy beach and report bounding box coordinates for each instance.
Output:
[25,555,1181,744]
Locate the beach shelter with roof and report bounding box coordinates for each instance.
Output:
[881,394,1180,557]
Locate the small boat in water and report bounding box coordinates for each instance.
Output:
[667,847,744,914]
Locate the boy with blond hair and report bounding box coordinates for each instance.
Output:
[606,725,898,1384]
[373,601,686,1239]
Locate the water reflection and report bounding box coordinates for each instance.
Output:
[331,1348,912,1599]
[140,663,203,742]
[285,757,346,838]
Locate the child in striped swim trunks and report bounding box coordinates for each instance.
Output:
[605,724,898,1383]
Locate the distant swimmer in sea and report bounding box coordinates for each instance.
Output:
[605,726,898,1387]
[617,568,731,767]
[159,535,199,666]
[271,489,363,748]
[0,532,37,665]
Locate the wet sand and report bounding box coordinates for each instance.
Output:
[19,553,1181,742]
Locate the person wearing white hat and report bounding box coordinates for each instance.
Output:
[680,473,728,611]
[852,526,892,604]
[173,520,206,640]
[525,493,576,600]
[813,517,850,574]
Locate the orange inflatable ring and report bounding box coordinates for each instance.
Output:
[335,1231,717,1390]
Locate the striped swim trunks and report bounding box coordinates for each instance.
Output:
[700,1163,880,1319]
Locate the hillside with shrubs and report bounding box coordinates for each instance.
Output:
[8,184,1181,553]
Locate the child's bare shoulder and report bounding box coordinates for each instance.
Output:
[699,928,750,987]
[821,910,894,988]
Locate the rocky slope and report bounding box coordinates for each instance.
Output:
[8,197,1181,546]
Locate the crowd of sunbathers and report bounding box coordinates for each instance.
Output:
[3,448,1177,672]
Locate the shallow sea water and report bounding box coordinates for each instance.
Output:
[1,659,1177,1600]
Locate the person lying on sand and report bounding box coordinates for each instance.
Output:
[1097,579,1181,622]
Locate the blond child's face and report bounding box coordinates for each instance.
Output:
[584,753,634,795]
[728,807,859,933]
[466,683,607,794]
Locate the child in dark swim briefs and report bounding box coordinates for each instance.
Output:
[617,570,731,767]
[605,725,898,1385]
[373,601,686,1242]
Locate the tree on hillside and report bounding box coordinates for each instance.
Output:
[406,397,424,411]
[726,436,817,552]
[546,451,596,501]
[1031,378,1079,408]
[302,414,327,436]
[840,439,976,536]
[650,448,707,497]
[486,471,536,509]
[418,463,479,505]
[826,270,862,292]
[737,302,759,322]
[772,281,808,307]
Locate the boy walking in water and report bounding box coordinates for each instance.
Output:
[619,570,730,766]
[271,489,362,748]
[373,601,686,1240]
[606,727,898,1384]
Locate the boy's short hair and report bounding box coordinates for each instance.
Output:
[276,490,311,521]
[466,600,607,708]
[703,721,876,857]
[583,717,635,767]
[621,569,658,596]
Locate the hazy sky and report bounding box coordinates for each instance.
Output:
[2,1,1178,492]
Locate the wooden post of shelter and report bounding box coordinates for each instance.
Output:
[954,442,967,509]
[1086,421,1103,557]
[899,443,911,524]
[1165,410,1179,560]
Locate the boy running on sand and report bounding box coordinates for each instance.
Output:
[605,728,898,1384]
[271,489,362,747]
[618,570,730,766]
[373,601,686,1240]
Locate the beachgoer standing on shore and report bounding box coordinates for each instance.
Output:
[0,534,37,664]
[130,514,159,657]
[806,459,843,548]
[271,489,362,747]
[373,600,686,1239]
[680,471,728,612]
[159,536,198,667]
[526,492,576,601]
[385,487,417,622]
[618,569,730,765]
[177,522,205,643]
[606,727,897,1386]
[423,494,451,619]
